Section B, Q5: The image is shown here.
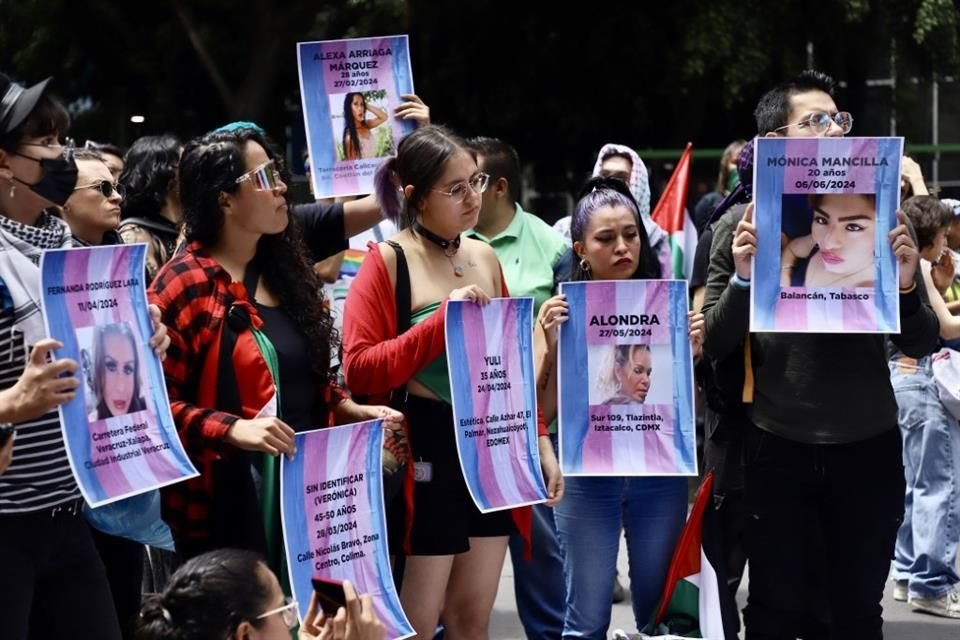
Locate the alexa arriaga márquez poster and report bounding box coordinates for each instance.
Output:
[751,136,904,333]
[281,420,414,640]
[39,244,197,507]
[445,297,549,512]
[557,280,697,477]
[297,35,415,199]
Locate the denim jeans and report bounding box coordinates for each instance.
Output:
[508,435,566,639]
[742,424,904,640]
[554,476,687,639]
[890,355,960,598]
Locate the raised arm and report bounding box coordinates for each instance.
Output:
[363,103,389,129]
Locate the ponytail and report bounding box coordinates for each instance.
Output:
[135,595,179,640]
[133,549,270,640]
[374,156,403,224]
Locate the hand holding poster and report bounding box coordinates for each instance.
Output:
[40,245,197,507]
[751,136,904,332]
[297,35,415,199]
[281,420,413,639]
[445,298,549,512]
[558,280,696,476]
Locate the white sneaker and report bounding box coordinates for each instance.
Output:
[911,588,960,618]
[893,581,908,602]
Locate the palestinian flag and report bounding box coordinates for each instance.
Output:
[643,472,739,639]
[651,143,698,280]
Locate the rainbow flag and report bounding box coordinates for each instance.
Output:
[652,143,698,280]
[339,248,367,279]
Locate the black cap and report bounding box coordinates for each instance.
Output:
[0,73,53,135]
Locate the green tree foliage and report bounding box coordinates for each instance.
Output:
[1,1,956,190]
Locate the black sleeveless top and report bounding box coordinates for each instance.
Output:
[256,303,319,432]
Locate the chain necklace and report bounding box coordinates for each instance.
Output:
[412,219,465,277]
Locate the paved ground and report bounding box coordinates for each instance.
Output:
[489,533,960,639]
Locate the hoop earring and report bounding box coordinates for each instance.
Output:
[8,183,15,199]
[579,258,591,273]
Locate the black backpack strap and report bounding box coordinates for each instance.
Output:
[385,240,411,333]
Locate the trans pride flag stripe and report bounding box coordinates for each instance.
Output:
[558,280,696,476]
[446,298,548,513]
[41,245,197,507]
[282,421,413,639]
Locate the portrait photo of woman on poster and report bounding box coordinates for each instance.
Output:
[599,344,653,405]
[340,91,390,160]
[780,192,878,289]
[85,322,148,421]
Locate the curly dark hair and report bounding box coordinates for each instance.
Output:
[119,134,182,222]
[135,549,271,640]
[902,195,953,251]
[178,127,336,382]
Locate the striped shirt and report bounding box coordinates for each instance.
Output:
[0,310,79,514]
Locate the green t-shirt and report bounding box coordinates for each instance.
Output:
[468,205,568,432]
[467,204,568,315]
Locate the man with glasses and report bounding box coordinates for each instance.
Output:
[702,70,938,638]
[464,136,567,640]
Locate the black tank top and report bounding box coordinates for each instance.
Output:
[256,303,318,432]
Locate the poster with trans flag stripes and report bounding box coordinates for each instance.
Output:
[297,35,416,199]
[751,136,903,333]
[40,244,197,507]
[281,420,413,639]
[445,298,549,513]
[558,280,696,477]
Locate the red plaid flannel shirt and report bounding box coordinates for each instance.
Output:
[149,243,345,541]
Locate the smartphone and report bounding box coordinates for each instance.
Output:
[311,576,346,616]
[0,425,14,447]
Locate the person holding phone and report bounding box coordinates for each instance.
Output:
[136,548,385,640]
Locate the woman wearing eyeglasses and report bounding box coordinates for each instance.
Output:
[136,548,385,640]
[149,127,402,571]
[535,178,704,639]
[341,124,562,639]
[0,72,170,640]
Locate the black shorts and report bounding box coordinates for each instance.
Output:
[396,394,514,555]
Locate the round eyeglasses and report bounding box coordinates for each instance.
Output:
[431,172,490,204]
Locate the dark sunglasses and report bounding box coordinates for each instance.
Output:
[73,180,125,198]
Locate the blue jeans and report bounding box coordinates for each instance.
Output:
[890,356,960,598]
[554,476,687,639]
[507,436,565,639]
[509,501,566,639]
